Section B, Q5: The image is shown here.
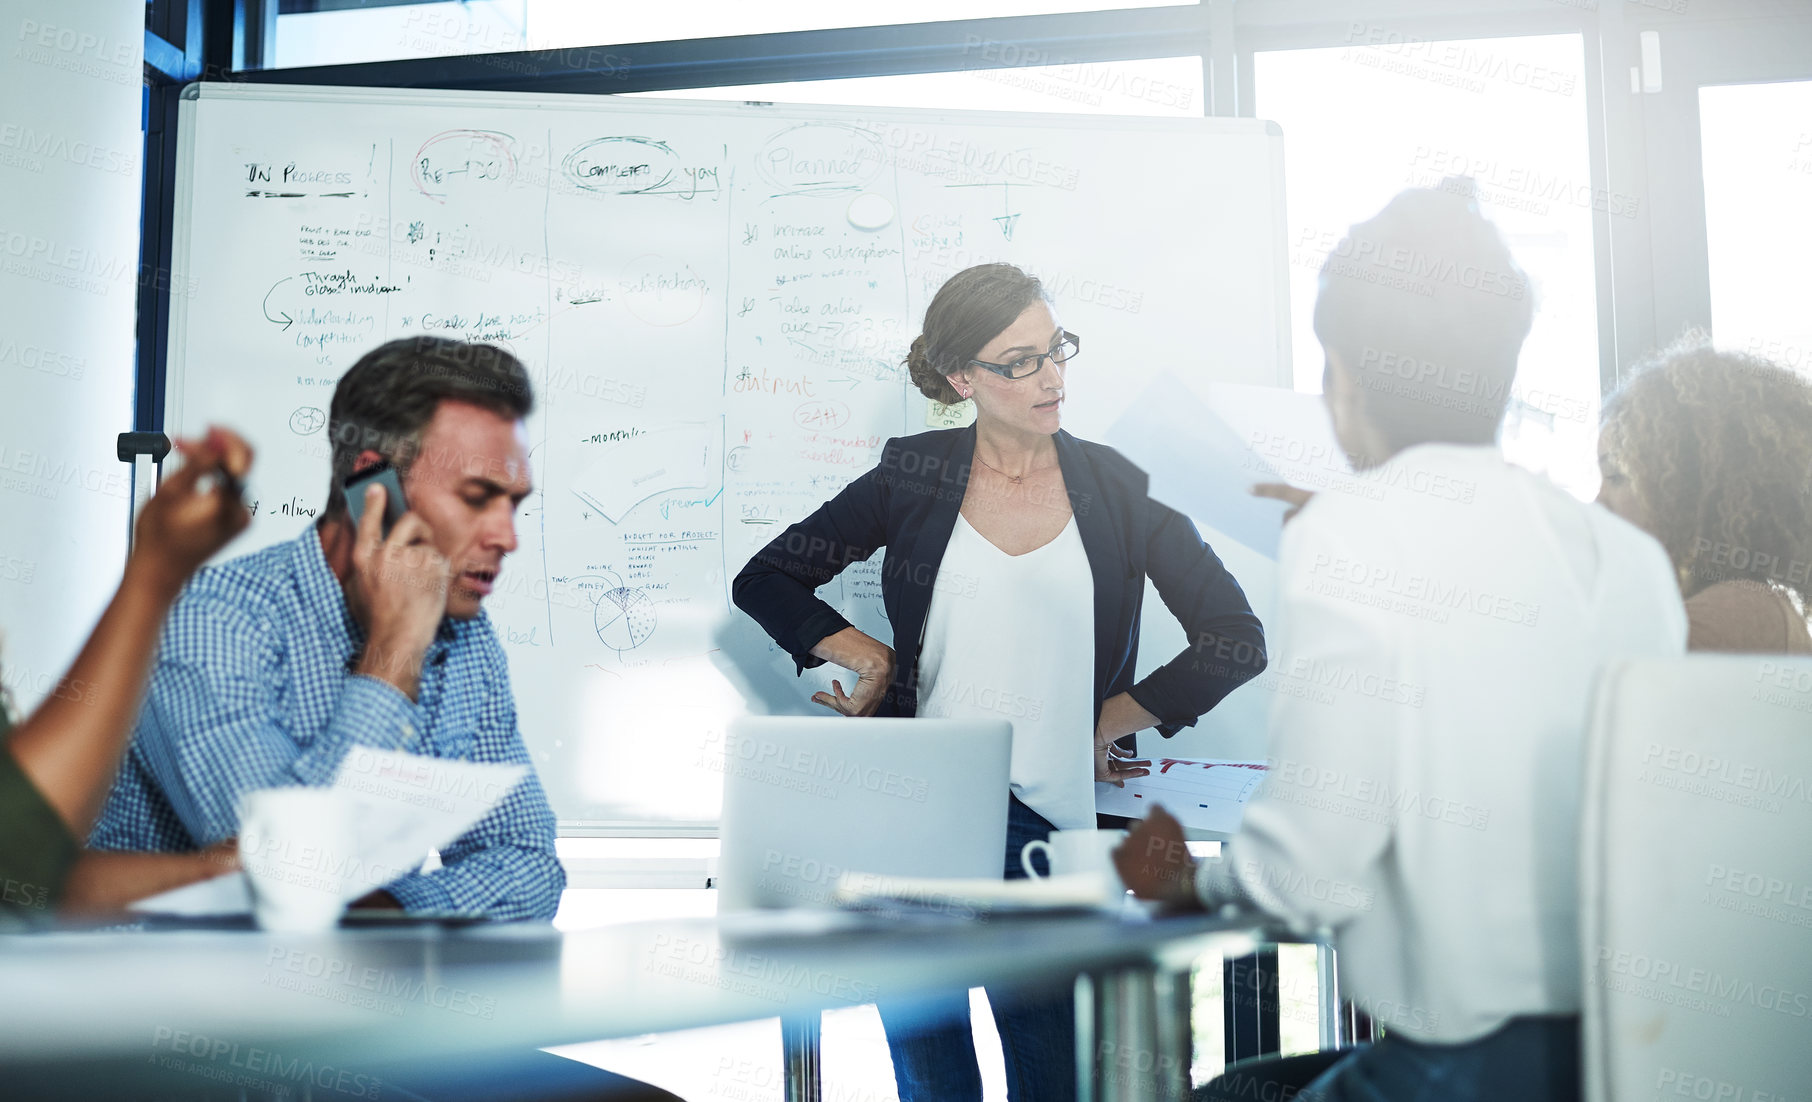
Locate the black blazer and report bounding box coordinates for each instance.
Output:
[732,426,1267,736]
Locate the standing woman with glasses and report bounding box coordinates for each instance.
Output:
[733,262,1268,1101]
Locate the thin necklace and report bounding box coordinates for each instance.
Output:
[973,450,1049,484]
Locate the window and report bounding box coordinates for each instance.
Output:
[1699,80,1812,375]
[1255,33,1602,497]
[274,0,1198,69]
[625,56,1205,117]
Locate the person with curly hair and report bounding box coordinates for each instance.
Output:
[1597,335,1812,653]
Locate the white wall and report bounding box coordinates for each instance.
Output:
[0,1,142,712]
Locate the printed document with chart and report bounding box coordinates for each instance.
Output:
[1095,757,1270,833]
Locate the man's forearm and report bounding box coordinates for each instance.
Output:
[384,845,565,921]
[282,676,424,786]
[354,631,431,702]
[143,671,420,843]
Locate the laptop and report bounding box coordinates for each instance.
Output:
[716,717,1013,911]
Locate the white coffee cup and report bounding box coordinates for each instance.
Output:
[1020,828,1128,881]
[238,787,354,933]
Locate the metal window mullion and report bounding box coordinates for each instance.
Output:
[1582,13,1628,396]
[1617,14,1812,383]
[1639,39,1713,357]
[1207,0,1237,116]
[135,84,183,435]
[238,0,281,72]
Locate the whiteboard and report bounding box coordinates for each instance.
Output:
[166,82,1290,830]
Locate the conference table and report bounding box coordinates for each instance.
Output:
[0,906,1265,1101]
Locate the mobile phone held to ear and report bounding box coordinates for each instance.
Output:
[342,460,408,538]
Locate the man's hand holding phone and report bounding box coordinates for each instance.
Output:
[349,481,450,702]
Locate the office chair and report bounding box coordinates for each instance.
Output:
[1580,656,1812,1102]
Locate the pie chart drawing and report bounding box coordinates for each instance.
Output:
[576,571,657,652]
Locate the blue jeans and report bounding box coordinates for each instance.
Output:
[876,796,1077,1102]
[1199,1016,1580,1102]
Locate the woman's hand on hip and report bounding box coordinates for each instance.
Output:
[1095,692,1156,785]
[1095,736,1154,786]
[808,626,895,717]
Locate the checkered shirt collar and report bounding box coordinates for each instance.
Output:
[289,525,458,669]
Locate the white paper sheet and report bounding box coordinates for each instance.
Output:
[1095,757,1270,834]
[832,870,1122,914]
[328,746,528,898]
[1107,375,1351,560]
[129,749,527,916]
[127,870,255,916]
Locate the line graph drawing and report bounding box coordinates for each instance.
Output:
[1151,758,1268,804]
[1096,758,1270,833]
[571,423,714,523]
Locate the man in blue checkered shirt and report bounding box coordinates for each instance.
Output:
[92,337,565,920]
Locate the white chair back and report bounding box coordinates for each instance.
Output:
[1581,656,1812,1102]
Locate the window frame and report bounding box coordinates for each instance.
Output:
[1212,0,1812,392]
[252,6,1213,95]
[1624,13,1812,378]
[143,1,1812,432]
[1230,3,1619,396]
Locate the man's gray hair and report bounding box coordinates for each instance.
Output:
[322,336,534,520]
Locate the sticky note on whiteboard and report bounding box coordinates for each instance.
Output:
[925,397,977,428]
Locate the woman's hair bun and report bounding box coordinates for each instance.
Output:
[902,262,1047,407]
[905,333,963,405]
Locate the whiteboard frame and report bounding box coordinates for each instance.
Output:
[166,81,1292,836]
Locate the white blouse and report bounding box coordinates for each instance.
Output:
[917,512,1098,829]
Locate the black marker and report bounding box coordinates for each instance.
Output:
[195,428,245,503]
[216,464,245,504]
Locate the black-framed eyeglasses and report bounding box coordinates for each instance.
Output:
[967,330,1080,380]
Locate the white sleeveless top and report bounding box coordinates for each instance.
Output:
[917,512,1098,828]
